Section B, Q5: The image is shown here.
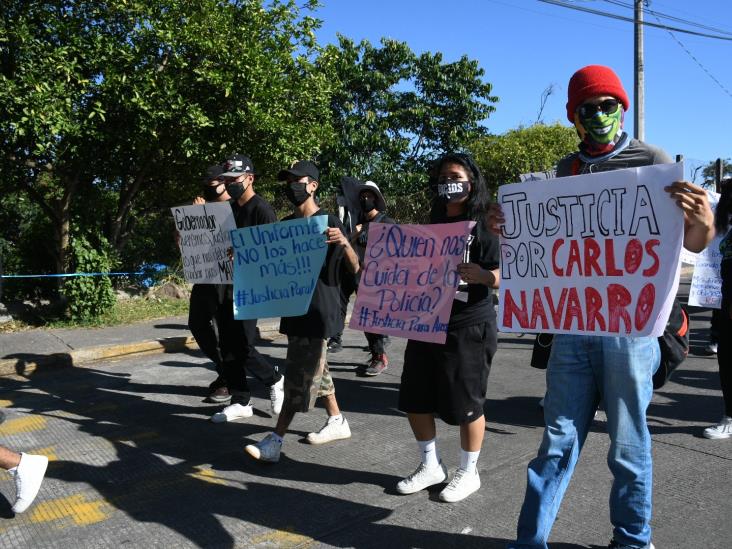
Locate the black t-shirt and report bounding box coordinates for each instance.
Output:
[222,195,277,301]
[279,209,349,339]
[434,213,500,329]
[230,194,277,228]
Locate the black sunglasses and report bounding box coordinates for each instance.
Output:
[578,99,620,119]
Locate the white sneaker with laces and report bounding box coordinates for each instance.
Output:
[439,467,480,502]
[703,416,732,439]
[306,416,351,445]
[396,461,448,495]
[270,377,284,415]
[245,434,282,462]
[211,402,253,423]
[11,453,49,514]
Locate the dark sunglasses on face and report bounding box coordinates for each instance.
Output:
[578,98,620,119]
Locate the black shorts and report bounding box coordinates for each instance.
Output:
[398,321,497,426]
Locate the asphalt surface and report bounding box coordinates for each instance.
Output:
[0,297,730,548]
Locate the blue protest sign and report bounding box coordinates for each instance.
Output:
[232,216,329,320]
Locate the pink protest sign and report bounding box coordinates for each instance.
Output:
[349,221,475,343]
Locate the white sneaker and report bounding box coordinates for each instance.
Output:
[11,453,49,514]
[703,416,732,439]
[396,461,448,495]
[211,402,253,423]
[245,433,282,462]
[439,467,481,502]
[705,343,718,354]
[306,416,351,445]
[270,377,284,415]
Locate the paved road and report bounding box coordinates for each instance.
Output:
[0,315,730,548]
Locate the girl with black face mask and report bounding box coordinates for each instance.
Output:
[395,153,500,504]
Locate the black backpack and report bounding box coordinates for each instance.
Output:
[653,299,689,389]
[530,299,690,390]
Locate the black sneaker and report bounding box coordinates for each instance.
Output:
[327,338,343,353]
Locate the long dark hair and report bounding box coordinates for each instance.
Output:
[428,153,491,224]
[715,178,732,234]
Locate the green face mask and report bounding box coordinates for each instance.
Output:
[578,107,622,145]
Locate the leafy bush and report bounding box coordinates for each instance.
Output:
[63,235,116,321]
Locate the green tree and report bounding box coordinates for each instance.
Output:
[470,123,579,195]
[700,158,732,188]
[0,0,334,294]
[317,35,498,195]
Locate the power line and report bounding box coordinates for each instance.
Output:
[537,0,732,41]
[602,0,732,37]
[644,7,732,100]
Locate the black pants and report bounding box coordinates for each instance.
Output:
[188,284,223,374]
[716,306,732,416]
[365,332,388,355]
[331,274,357,344]
[710,308,722,344]
[217,298,281,395]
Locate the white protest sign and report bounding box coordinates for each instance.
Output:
[688,235,723,308]
[172,202,237,284]
[498,162,684,337]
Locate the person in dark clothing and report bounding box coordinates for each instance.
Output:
[704,178,732,439]
[350,180,395,376]
[327,176,362,354]
[396,153,500,504]
[186,165,232,402]
[208,154,285,423]
[245,160,360,463]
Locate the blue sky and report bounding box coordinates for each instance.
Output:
[313,0,732,180]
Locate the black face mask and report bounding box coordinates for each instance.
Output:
[203,184,226,202]
[360,197,376,213]
[285,181,310,206]
[226,182,246,201]
[434,179,470,204]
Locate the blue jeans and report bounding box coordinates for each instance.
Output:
[510,335,660,549]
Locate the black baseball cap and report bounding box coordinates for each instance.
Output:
[202,164,225,184]
[277,160,319,182]
[220,154,255,178]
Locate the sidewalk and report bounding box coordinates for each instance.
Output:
[0,314,286,377]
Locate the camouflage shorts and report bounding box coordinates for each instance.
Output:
[284,336,335,413]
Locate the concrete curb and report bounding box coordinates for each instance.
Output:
[0,336,198,378]
[0,315,346,377]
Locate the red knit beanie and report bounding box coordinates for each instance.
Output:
[566,65,630,122]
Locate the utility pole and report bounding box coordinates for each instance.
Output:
[634,0,645,141]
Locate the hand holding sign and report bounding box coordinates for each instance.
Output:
[498,162,685,338]
[232,216,329,320]
[349,221,475,343]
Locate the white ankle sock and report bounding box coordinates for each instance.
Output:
[418,438,440,468]
[460,449,480,474]
[328,414,343,424]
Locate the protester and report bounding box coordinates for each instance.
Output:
[327,176,362,354]
[207,154,285,423]
[498,65,714,549]
[704,178,732,439]
[395,153,499,503]
[0,445,48,514]
[350,180,395,376]
[186,165,232,402]
[244,160,360,463]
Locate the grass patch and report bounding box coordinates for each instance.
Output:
[0,297,189,332]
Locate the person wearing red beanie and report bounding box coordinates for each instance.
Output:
[507,66,715,549]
